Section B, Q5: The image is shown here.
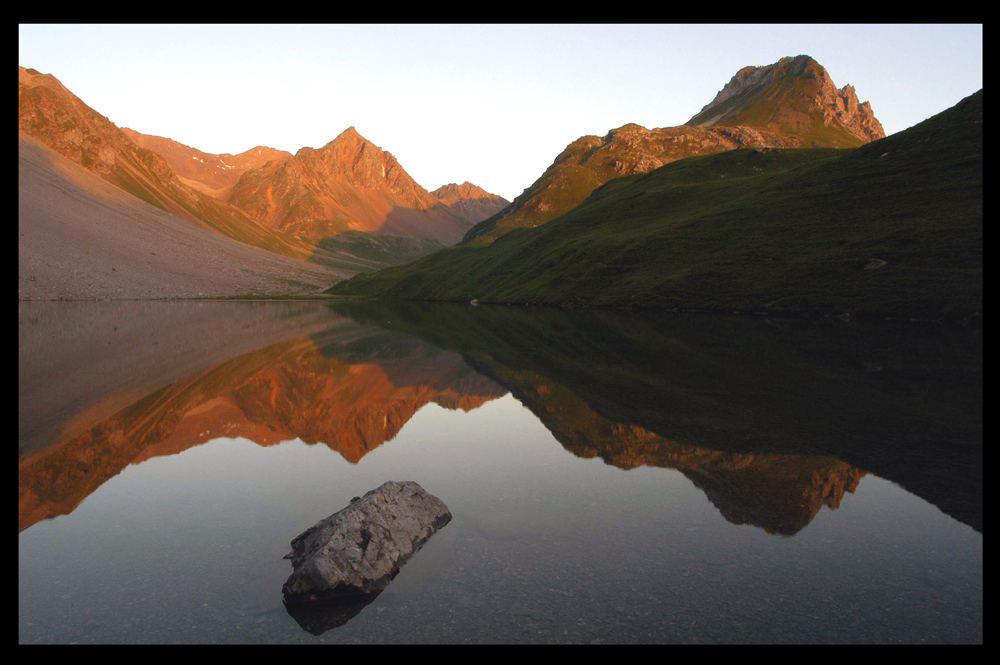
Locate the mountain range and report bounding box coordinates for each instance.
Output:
[462,55,885,246]
[19,56,981,319]
[18,66,507,299]
[18,309,870,537]
[330,59,981,320]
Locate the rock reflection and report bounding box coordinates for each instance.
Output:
[283,592,382,635]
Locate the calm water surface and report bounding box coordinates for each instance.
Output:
[18,300,982,644]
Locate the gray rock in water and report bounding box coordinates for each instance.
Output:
[282,481,451,606]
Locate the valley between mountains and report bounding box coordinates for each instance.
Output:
[18,57,981,319]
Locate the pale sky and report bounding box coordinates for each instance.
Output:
[19,24,983,202]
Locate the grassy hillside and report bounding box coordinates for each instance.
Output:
[328,91,982,320]
[462,56,879,248]
[460,124,788,248]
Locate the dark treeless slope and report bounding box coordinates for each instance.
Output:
[463,55,883,246]
[19,132,343,300]
[329,89,980,321]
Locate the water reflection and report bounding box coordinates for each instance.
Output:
[18,305,504,532]
[283,590,382,635]
[19,299,980,541]
[18,300,982,642]
[331,300,981,534]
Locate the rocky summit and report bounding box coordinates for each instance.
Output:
[463,55,884,246]
[431,181,509,221]
[688,55,885,145]
[227,127,507,245]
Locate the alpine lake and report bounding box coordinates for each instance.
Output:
[18,299,982,644]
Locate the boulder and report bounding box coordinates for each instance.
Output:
[281,481,452,608]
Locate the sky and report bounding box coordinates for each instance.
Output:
[19,24,983,202]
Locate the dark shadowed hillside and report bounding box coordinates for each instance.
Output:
[329,90,981,320]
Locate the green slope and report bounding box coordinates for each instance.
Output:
[461,56,878,248]
[328,90,982,320]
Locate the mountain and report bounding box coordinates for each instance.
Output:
[18,131,343,299]
[431,181,509,220]
[18,67,318,264]
[463,123,790,246]
[688,55,885,145]
[226,127,508,246]
[121,128,292,198]
[462,55,883,246]
[19,67,507,296]
[329,89,981,320]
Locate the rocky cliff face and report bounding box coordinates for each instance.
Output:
[20,68,131,177]
[688,55,885,145]
[464,55,885,246]
[227,128,504,245]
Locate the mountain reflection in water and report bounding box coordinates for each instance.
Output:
[18,306,504,532]
[18,299,980,540]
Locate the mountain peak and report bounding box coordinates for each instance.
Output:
[228,126,503,245]
[19,66,60,88]
[431,182,509,223]
[688,55,884,145]
[332,125,365,143]
[432,182,496,200]
[458,56,886,247]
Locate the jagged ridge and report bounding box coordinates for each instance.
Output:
[462,55,884,246]
[226,127,507,246]
[689,55,884,145]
